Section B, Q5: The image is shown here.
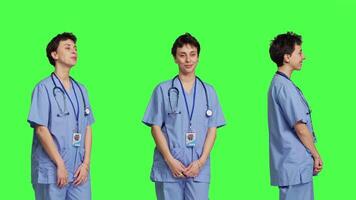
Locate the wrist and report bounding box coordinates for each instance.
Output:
[55,159,65,167]
[164,154,174,163]
[83,159,90,166]
[81,162,90,171]
[312,154,320,159]
[198,158,206,167]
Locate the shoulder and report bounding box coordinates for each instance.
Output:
[157,79,171,88]
[270,75,294,92]
[151,79,172,93]
[270,75,300,100]
[33,76,52,90]
[198,78,217,95]
[70,77,90,93]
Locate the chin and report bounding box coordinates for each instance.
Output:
[179,68,194,74]
[294,65,302,71]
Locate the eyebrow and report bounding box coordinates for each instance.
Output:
[64,44,77,48]
[178,50,197,54]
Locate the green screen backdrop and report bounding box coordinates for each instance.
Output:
[1,0,355,199]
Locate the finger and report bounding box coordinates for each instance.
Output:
[172,171,179,177]
[64,176,68,185]
[184,170,193,177]
[59,178,64,188]
[180,163,187,170]
[74,178,83,186]
[74,168,80,178]
[175,170,185,178]
[61,177,66,188]
[74,175,81,185]
[184,165,192,173]
[63,177,68,187]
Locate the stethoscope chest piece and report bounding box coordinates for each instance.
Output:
[206,109,213,117]
[85,107,90,116]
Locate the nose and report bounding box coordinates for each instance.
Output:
[186,55,191,62]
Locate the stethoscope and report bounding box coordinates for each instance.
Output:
[51,73,90,119]
[168,75,213,117]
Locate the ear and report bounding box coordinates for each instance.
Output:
[51,51,58,61]
[283,54,290,64]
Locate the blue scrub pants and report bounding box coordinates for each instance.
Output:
[279,181,313,200]
[155,180,209,200]
[33,180,91,200]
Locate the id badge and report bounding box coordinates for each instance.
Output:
[72,133,82,147]
[185,131,196,147]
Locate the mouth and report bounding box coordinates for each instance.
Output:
[71,57,77,61]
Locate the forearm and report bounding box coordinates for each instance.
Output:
[199,127,217,165]
[83,126,92,166]
[35,125,64,166]
[295,123,319,158]
[151,125,173,161]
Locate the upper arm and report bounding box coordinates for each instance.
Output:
[81,85,95,126]
[28,83,50,128]
[142,86,165,127]
[276,85,308,129]
[207,87,226,128]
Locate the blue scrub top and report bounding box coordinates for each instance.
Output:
[142,78,225,183]
[268,73,316,186]
[28,76,95,184]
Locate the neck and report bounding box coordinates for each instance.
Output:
[178,72,196,83]
[277,65,293,79]
[54,64,71,82]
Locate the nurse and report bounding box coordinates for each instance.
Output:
[267,32,323,200]
[142,33,225,200]
[28,32,94,200]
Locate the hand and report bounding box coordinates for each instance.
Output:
[56,163,68,188]
[313,156,323,175]
[73,163,89,186]
[184,160,202,178]
[166,158,186,178]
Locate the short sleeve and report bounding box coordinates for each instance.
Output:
[27,83,50,128]
[277,85,308,129]
[142,85,165,127]
[208,87,226,128]
[82,85,95,126]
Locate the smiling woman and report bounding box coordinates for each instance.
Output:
[267,32,322,200]
[27,32,95,200]
[142,33,226,200]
